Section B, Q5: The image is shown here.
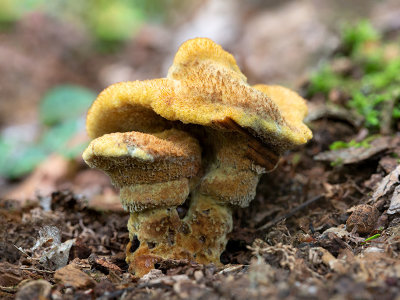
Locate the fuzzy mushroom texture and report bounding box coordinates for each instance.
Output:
[83,38,312,277]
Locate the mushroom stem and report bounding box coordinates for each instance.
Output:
[125,193,233,277]
[184,193,233,264]
[198,130,272,207]
[126,206,181,276]
[125,129,278,276]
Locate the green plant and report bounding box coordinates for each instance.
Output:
[308,64,344,96]
[330,139,366,151]
[342,20,380,54]
[0,84,95,179]
[309,20,400,132]
[361,233,381,245]
[329,135,376,151]
[39,85,96,126]
[348,92,387,128]
[0,0,171,51]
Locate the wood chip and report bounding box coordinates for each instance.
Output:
[54,264,95,289]
[317,247,348,274]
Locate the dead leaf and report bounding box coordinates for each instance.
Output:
[371,164,400,214]
[372,165,400,202]
[305,102,362,128]
[87,192,123,212]
[315,137,394,165]
[30,226,75,270]
[4,154,75,205]
[378,156,399,173]
[0,272,21,287]
[388,185,400,215]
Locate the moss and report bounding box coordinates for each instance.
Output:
[342,20,380,54]
[329,135,376,151]
[308,20,400,132]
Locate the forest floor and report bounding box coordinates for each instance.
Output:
[1,1,400,299]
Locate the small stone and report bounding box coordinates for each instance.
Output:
[139,269,164,283]
[346,204,379,234]
[194,270,203,281]
[16,280,51,300]
[54,264,95,289]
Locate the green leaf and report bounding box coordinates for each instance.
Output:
[308,65,343,96]
[89,1,144,42]
[0,119,85,179]
[39,85,96,126]
[59,142,89,159]
[0,138,47,179]
[361,233,381,244]
[40,119,84,153]
[342,20,380,54]
[329,136,375,150]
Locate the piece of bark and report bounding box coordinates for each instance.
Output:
[54,264,95,289]
[88,254,122,275]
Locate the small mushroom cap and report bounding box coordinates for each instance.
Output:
[83,129,201,187]
[86,38,312,154]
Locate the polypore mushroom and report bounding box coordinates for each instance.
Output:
[83,38,312,277]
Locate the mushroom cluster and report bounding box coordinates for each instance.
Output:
[83,38,312,277]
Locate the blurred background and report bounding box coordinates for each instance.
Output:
[0,0,399,206]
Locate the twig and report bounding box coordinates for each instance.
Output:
[13,245,30,258]
[257,195,325,231]
[19,267,55,274]
[0,286,17,293]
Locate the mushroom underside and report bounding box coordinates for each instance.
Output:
[84,125,275,276]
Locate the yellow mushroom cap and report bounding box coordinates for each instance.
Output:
[83,129,201,211]
[86,38,312,155]
[86,79,174,139]
[83,129,201,187]
[252,84,311,146]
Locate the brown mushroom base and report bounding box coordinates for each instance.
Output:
[126,194,232,277]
